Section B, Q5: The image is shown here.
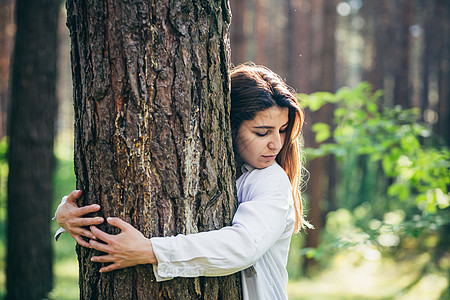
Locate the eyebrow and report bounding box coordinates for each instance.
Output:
[252,122,289,129]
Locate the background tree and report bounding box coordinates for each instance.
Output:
[6,0,60,298]
[230,0,247,65]
[0,0,14,139]
[66,0,241,298]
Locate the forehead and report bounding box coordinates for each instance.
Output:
[248,107,289,126]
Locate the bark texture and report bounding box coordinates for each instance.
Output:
[6,0,59,298]
[67,0,241,299]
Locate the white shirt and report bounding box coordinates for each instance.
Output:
[151,162,294,300]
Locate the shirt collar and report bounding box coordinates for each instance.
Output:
[241,163,255,173]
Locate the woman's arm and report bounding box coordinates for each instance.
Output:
[151,189,291,279]
[88,188,291,277]
[55,190,104,247]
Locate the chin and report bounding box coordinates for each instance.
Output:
[254,161,274,169]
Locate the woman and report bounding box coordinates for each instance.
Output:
[56,64,306,299]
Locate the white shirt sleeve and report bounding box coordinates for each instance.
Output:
[150,187,290,281]
[53,196,68,241]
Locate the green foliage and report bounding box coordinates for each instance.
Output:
[0,137,7,224]
[0,138,7,297]
[300,82,449,214]
[299,83,450,277]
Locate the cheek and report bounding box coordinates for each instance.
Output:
[237,135,263,160]
[236,135,252,155]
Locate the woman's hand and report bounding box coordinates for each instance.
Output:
[89,217,157,273]
[55,190,104,247]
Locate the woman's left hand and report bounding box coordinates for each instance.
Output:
[89,217,157,273]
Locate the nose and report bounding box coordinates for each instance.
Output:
[268,132,283,151]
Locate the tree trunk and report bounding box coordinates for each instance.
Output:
[230,0,247,65]
[67,0,241,298]
[391,0,413,108]
[254,0,267,65]
[368,0,387,104]
[285,0,312,94]
[303,0,337,272]
[0,0,14,139]
[6,0,59,298]
[436,0,450,145]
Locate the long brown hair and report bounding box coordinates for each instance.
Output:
[230,63,305,232]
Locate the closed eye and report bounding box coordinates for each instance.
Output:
[255,131,269,137]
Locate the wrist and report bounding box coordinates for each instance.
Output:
[146,239,157,264]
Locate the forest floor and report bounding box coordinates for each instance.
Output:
[287,252,448,300]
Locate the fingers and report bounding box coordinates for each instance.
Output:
[70,216,104,227]
[66,190,82,203]
[71,234,92,248]
[99,263,121,273]
[71,226,98,240]
[106,217,133,231]
[89,239,111,253]
[91,255,128,273]
[77,204,101,216]
[91,254,115,263]
[90,226,114,243]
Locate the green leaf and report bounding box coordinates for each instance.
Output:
[312,122,331,143]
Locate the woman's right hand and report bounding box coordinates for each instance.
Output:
[55,190,104,247]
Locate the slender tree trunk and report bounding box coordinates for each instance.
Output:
[0,0,14,139]
[6,0,59,298]
[254,0,267,65]
[319,0,337,93]
[286,0,312,94]
[368,0,387,104]
[303,0,337,272]
[392,0,413,108]
[230,0,247,65]
[67,0,241,298]
[421,1,434,118]
[436,0,450,145]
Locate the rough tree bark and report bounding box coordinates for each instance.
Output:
[6,0,59,298]
[67,0,241,298]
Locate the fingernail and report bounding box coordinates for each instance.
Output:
[97,218,103,222]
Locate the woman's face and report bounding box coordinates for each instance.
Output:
[236,106,289,169]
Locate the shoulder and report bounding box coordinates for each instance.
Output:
[238,162,292,201]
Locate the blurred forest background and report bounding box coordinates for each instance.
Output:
[0,0,449,299]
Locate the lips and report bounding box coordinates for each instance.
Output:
[262,155,277,161]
